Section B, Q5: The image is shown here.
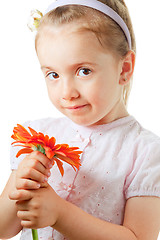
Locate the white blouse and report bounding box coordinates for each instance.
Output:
[10,116,160,240]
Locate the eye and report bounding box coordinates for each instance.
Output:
[46,72,59,80]
[77,68,92,77]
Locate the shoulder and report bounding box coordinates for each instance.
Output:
[124,118,160,199]
[129,117,160,171]
[137,122,160,143]
[131,119,160,156]
[122,117,160,151]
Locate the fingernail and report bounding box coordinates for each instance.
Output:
[44,177,48,182]
[37,183,41,188]
[47,171,51,177]
[48,163,52,168]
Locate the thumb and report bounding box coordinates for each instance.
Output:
[40,182,49,188]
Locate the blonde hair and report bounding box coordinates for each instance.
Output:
[35,0,136,105]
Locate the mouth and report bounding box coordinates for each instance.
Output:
[65,104,88,110]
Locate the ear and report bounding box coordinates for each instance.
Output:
[119,50,136,85]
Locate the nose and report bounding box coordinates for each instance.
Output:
[61,78,80,101]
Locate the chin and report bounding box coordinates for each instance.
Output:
[70,116,98,127]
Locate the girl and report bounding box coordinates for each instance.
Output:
[0,0,160,239]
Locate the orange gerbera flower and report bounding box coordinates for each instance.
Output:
[11,124,82,176]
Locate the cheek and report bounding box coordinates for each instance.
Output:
[46,84,59,106]
[88,83,117,108]
[86,84,106,104]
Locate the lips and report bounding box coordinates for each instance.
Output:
[65,104,88,110]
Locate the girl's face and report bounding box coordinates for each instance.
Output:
[37,23,128,126]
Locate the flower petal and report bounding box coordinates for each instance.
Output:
[44,146,55,159]
[55,159,64,176]
[55,153,81,169]
[28,127,38,136]
[54,151,66,157]
[16,148,33,158]
[11,124,82,177]
[27,9,43,32]
[49,137,56,148]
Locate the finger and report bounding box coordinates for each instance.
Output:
[17,211,38,229]
[19,155,52,177]
[40,182,49,188]
[17,210,30,221]
[20,168,49,184]
[21,220,36,229]
[29,151,53,169]
[9,189,32,201]
[16,200,29,211]
[26,156,52,177]
[16,178,41,190]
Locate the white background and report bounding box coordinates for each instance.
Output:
[0,0,160,239]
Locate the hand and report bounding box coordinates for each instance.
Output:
[9,184,63,229]
[15,151,53,190]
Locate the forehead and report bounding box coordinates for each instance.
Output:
[36,23,111,65]
[37,23,103,49]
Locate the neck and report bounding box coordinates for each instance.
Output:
[95,99,129,126]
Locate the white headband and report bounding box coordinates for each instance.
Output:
[45,0,132,49]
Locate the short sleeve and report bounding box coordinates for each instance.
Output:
[125,140,160,199]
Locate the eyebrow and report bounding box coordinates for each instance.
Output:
[41,62,98,71]
[41,66,52,71]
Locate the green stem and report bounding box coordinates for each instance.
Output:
[32,229,39,240]
[31,148,44,240]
